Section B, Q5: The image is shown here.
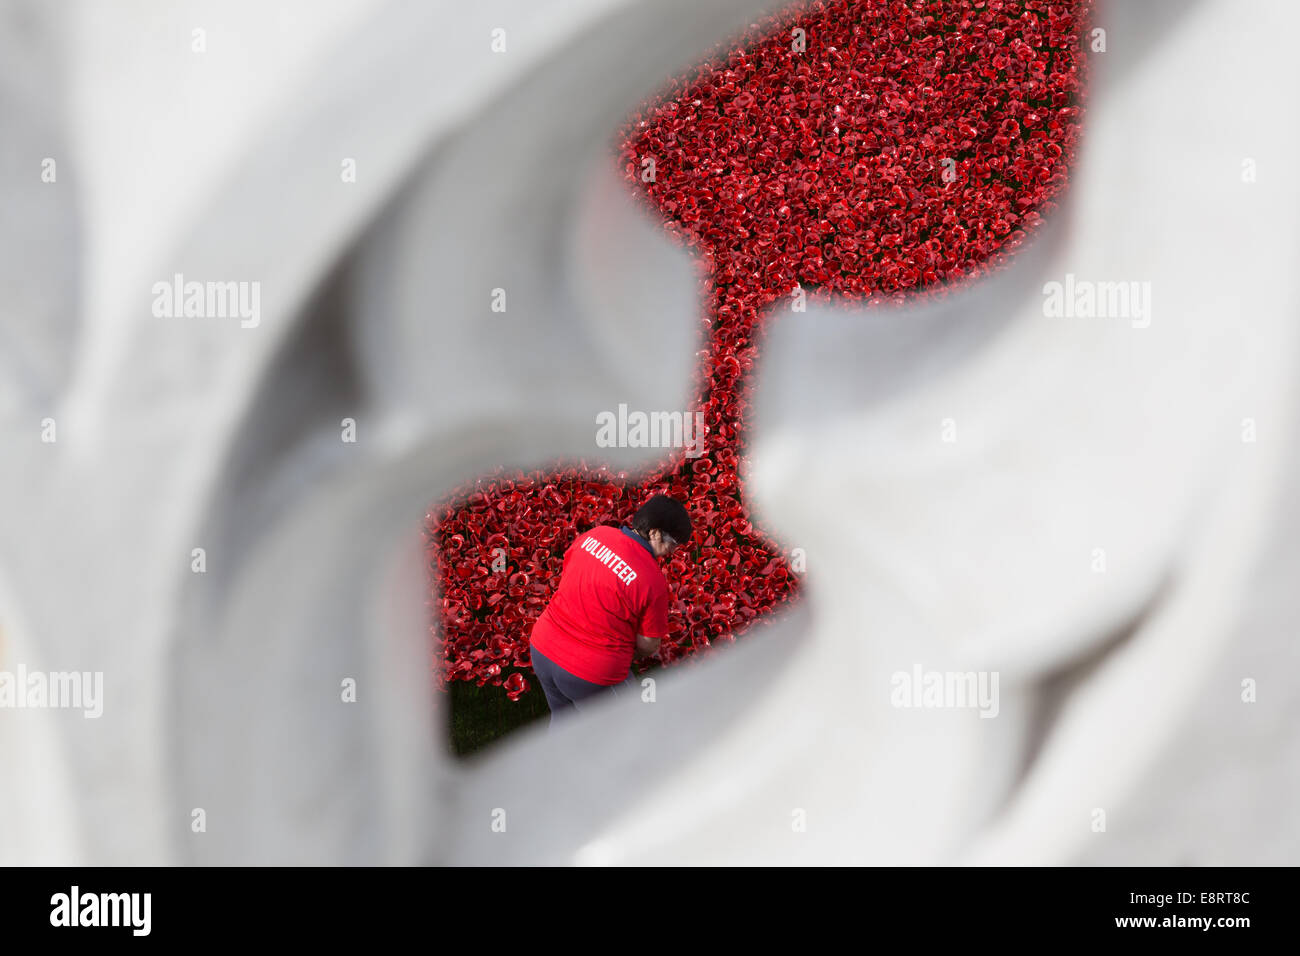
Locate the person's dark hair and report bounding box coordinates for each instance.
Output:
[631,494,692,545]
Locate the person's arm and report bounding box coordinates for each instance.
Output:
[633,579,670,660]
[633,633,661,659]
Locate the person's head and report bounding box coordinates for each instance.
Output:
[632,495,692,559]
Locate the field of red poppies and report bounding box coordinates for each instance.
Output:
[426,0,1093,714]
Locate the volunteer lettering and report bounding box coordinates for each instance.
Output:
[580,535,639,584]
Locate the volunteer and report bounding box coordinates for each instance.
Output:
[528,494,691,725]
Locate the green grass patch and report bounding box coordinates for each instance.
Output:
[447,667,551,757]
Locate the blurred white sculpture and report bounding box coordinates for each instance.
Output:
[1,0,1297,866]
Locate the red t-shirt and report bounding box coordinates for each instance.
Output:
[529,525,670,685]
